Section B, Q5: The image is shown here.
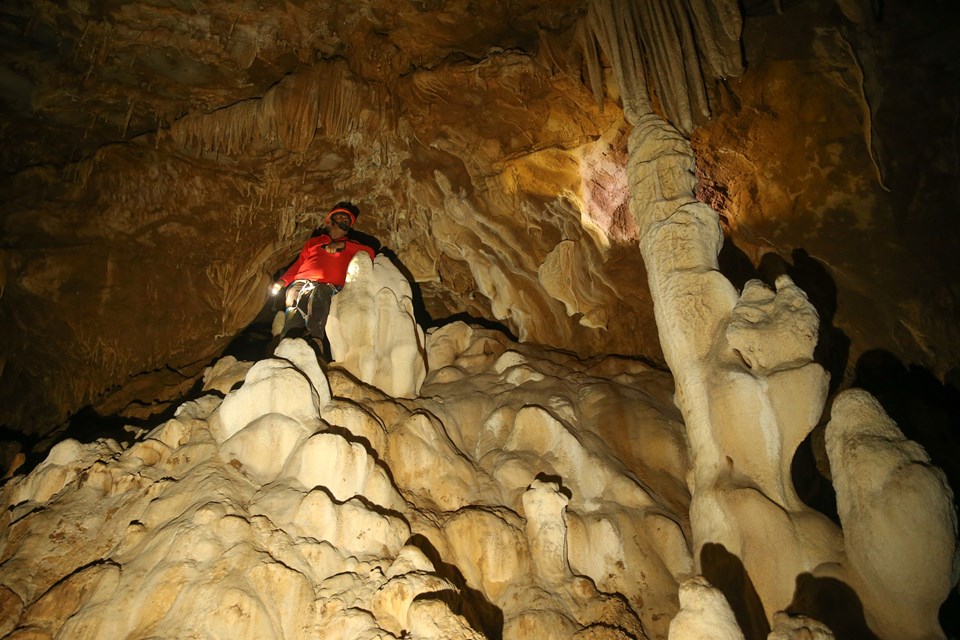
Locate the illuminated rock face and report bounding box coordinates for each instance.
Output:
[2,195,958,638]
[826,390,959,640]
[1,0,957,443]
[628,111,957,640]
[2,326,954,639]
[0,329,691,639]
[0,0,958,638]
[327,252,427,399]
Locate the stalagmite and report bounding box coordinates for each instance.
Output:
[326,252,427,398]
[767,612,835,640]
[668,576,745,640]
[626,110,958,637]
[577,0,958,633]
[825,389,959,640]
[523,478,573,585]
[0,315,697,639]
[1,1,957,638]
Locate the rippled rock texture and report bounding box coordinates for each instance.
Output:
[2,0,957,439]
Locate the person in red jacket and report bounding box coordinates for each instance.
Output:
[269,203,375,350]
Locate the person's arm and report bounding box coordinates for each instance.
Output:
[320,234,348,253]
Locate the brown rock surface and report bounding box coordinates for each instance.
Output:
[2,2,958,637]
[693,0,960,383]
[0,0,957,449]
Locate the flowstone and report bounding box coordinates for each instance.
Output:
[627,112,958,638]
[0,327,692,639]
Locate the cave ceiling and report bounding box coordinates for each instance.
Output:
[1,0,959,438]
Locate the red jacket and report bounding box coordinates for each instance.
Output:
[278,234,375,287]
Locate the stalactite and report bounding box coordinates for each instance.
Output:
[576,21,606,110]
[581,0,742,131]
[616,0,652,120]
[64,157,96,188]
[168,61,379,156]
[638,0,691,128]
[318,62,352,137]
[628,110,958,639]
[668,0,711,126]
[317,61,381,141]
[260,68,322,153]
[585,0,651,124]
[121,101,135,138]
[686,0,743,79]
[170,99,263,155]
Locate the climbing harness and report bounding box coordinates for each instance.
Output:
[285,279,342,335]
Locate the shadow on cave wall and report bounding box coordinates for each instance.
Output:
[378,247,518,340]
[407,533,504,639]
[700,543,770,640]
[0,376,209,481]
[786,573,880,640]
[851,348,960,505]
[701,545,881,640]
[718,240,850,395]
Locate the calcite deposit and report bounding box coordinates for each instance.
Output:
[1,0,957,442]
[1,247,956,638]
[1,0,959,637]
[0,322,691,639]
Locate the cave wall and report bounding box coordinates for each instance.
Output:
[694,0,960,382]
[0,45,664,435]
[1,0,958,442]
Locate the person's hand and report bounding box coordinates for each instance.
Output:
[269,281,283,296]
[324,241,346,253]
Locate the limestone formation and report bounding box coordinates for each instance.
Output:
[668,576,745,640]
[825,389,959,640]
[1,0,958,639]
[1,328,692,639]
[767,611,835,640]
[580,0,743,130]
[626,108,957,638]
[3,0,956,444]
[1,198,957,640]
[327,252,427,399]
[627,110,835,620]
[727,276,821,374]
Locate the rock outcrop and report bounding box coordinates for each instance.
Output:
[327,252,427,399]
[1,0,958,637]
[2,313,956,639]
[626,106,957,640]
[0,324,693,639]
[826,389,959,640]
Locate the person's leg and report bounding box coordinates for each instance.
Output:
[279,281,307,338]
[305,283,336,340]
[305,284,338,360]
[268,281,311,356]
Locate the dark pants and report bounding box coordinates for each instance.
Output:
[280,280,340,341]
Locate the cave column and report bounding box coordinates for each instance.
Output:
[626,112,844,621]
